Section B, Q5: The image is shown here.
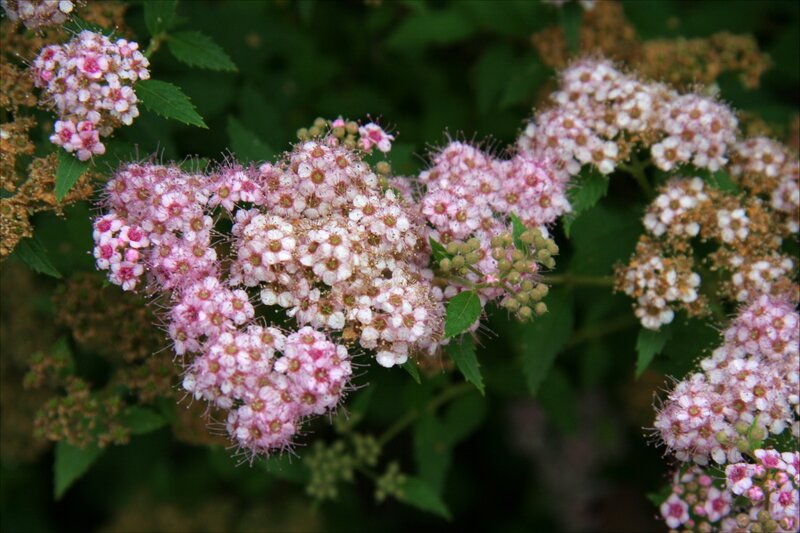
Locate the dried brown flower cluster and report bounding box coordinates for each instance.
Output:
[0,262,57,461]
[532,1,771,92]
[0,19,101,260]
[617,138,799,330]
[532,1,639,70]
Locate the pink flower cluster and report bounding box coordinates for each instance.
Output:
[1,0,75,29]
[419,141,569,304]
[725,450,799,531]
[518,58,738,178]
[660,466,733,530]
[32,30,150,160]
[730,137,800,235]
[92,158,358,455]
[654,295,800,465]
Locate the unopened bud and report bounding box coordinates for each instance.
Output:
[518,306,532,320]
[313,117,327,129]
[520,231,534,244]
[346,121,359,135]
[297,127,309,140]
[376,161,391,175]
[451,256,465,269]
[308,126,321,137]
[465,251,480,265]
[446,242,460,255]
[439,258,451,272]
[534,302,547,316]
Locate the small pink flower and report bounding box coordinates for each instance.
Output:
[358,122,394,153]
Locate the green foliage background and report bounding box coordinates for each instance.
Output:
[1,0,798,531]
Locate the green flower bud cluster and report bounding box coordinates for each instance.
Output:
[722,419,767,455]
[374,461,406,503]
[352,433,380,467]
[437,224,558,322]
[735,510,783,533]
[297,117,361,150]
[305,440,355,500]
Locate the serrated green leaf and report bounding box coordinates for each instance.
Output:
[413,415,451,494]
[473,45,515,113]
[441,392,486,446]
[54,442,104,499]
[445,336,484,395]
[144,0,177,36]
[647,484,673,508]
[136,79,207,128]
[13,237,62,279]
[444,290,481,338]
[399,476,452,520]
[537,368,578,434]
[55,150,91,202]
[563,168,609,237]
[429,237,450,263]
[509,212,526,251]
[168,31,237,72]
[227,116,273,162]
[560,1,582,54]
[178,157,209,174]
[517,289,574,395]
[500,58,547,109]
[402,360,421,384]
[635,327,673,378]
[121,407,167,435]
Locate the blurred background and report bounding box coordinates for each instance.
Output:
[1,1,798,531]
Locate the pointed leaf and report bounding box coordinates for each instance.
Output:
[509,212,527,250]
[402,360,422,384]
[54,442,104,499]
[413,415,451,494]
[144,0,177,36]
[428,237,450,262]
[563,168,609,237]
[136,79,207,128]
[121,406,167,435]
[444,290,481,338]
[399,476,452,520]
[168,31,237,72]
[635,326,673,378]
[13,237,62,278]
[518,289,573,395]
[227,116,273,162]
[55,150,90,202]
[445,336,484,395]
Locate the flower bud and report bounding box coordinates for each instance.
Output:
[518,306,532,320]
[535,302,547,316]
[439,258,451,272]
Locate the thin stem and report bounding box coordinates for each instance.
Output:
[619,160,655,200]
[377,381,473,447]
[564,314,638,349]
[542,274,615,287]
[144,33,166,59]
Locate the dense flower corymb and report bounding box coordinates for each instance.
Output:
[32,30,149,160]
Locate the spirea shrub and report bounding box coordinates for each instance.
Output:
[1,0,798,528]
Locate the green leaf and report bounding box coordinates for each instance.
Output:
[635,327,673,378]
[167,31,237,72]
[444,290,481,338]
[568,204,641,275]
[261,454,310,484]
[121,407,167,435]
[144,0,177,36]
[445,336,484,395]
[55,150,91,202]
[563,168,610,237]
[227,116,274,162]
[428,237,450,263]
[178,157,209,174]
[54,442,104,499]
[473,45,515,113]
[399,476,452,520]
[647,484,673,508]
[387,10,474,50]
[441,392,486,446]
[500,58,547,109]
[13,237,62,279]
[701,169,740,194]
[517,289,574,395]
[560,1,582,54]
[509,212,526,251]
[136,79,207,129]
[413,415,451,494]
[537,368,578,434]
[402,360,422,384]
